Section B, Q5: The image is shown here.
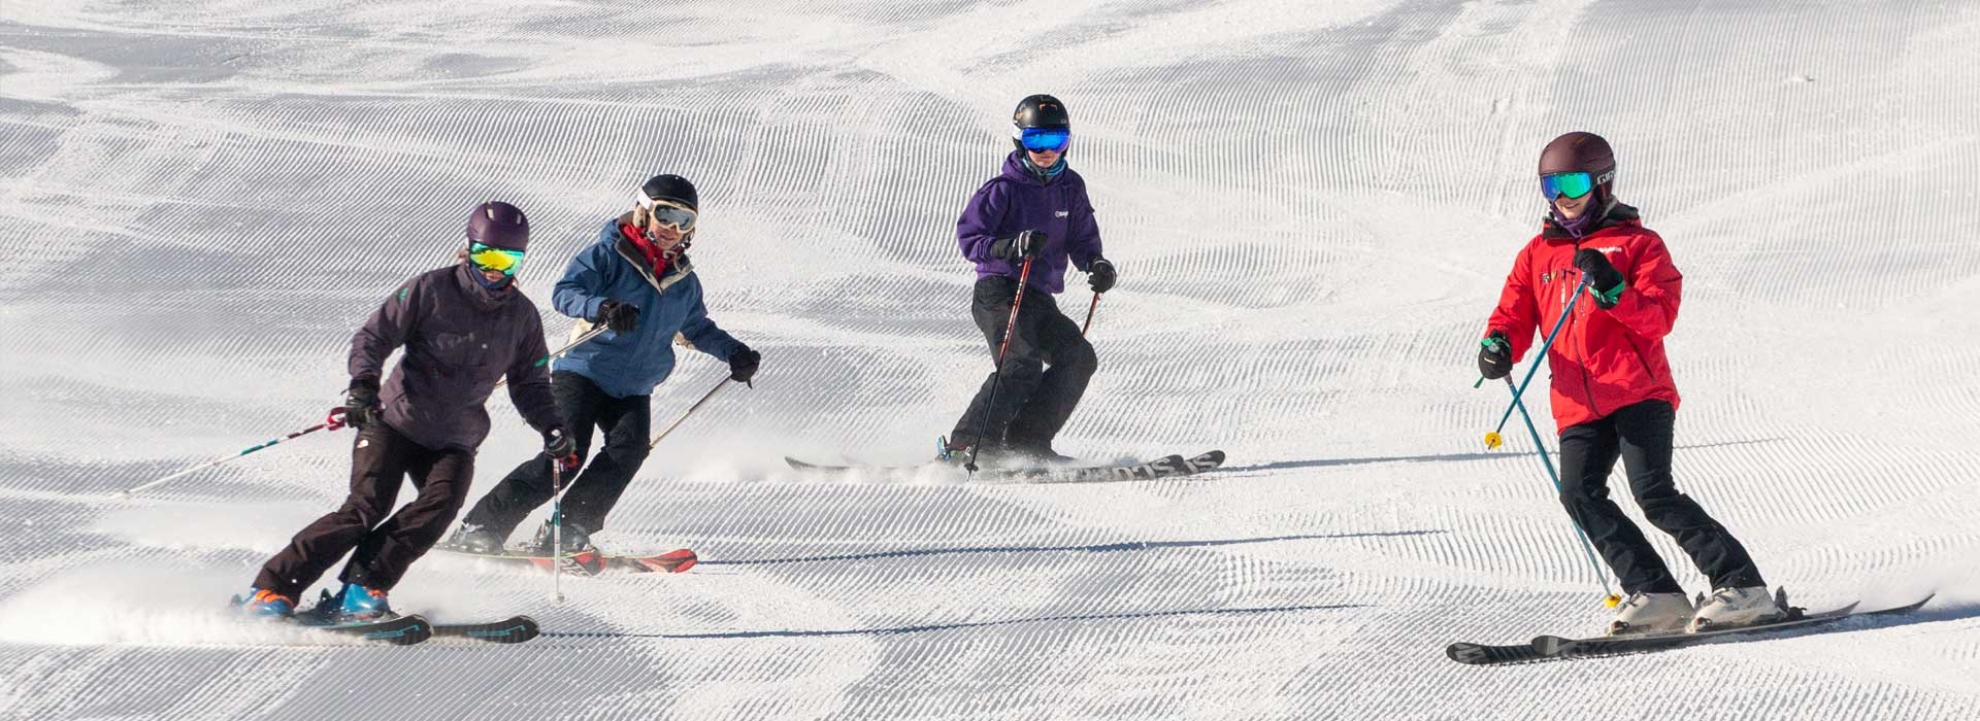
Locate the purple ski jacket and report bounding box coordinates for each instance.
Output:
[349,263,563,452]
[957,151,1104,295]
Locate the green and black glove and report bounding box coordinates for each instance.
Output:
[1478,331,1513,381]
[1574,248,1625,309]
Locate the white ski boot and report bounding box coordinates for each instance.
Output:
[1607,591,1694,636]
[1688,586,1785,633]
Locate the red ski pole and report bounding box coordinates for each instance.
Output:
[965,255,1037,474]
[117,408,349,498]
[1080,292,1099,336]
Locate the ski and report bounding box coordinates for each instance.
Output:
[292,614,433,646]
[786,449,1227,483]
[437,546,698,576]
[989,450,1226,483]
[1534,594,1932,659]
[431,615,540,644]
[1447,593,1934,665]
[607,548,700,574]
[1443,639,1546,665]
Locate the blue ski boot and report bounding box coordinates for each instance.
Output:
[232,588,295,619]
[326,583,394,623]
[937,435,976,465]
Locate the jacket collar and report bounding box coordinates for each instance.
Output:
[1002,150,1066,186]
[614,232,694,294]
[452,262,513,312]
[1541,201,1642,240]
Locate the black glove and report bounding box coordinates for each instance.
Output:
[1573,249,1625,309]
[344,377,382,430]
[989,230,1045,260]
[543,427,579,474]
[728,346,761,385]
[1478,331,1513,381]
[1087,258,1117,293]
[596,300,640,333]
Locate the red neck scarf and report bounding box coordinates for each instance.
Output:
[620,222,672,276]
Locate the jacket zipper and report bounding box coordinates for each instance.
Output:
[1568,242,1604,418]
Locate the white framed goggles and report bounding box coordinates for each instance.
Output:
[636,194,698,230]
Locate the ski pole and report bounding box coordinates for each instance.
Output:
[965,255,1037,475]
[495,325,610,390]
[116,408,349,498]
[549,456,564,604]
[1080,292,1099,336]
[648,377,732,451]
[1484,276,1591,450]
[1501,375,1620,608]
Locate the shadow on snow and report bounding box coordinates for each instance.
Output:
[1228,437,1788,474]
[544,602,1365,640]
[697,529,1442,567]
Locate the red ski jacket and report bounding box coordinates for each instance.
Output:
[1485,204,1683,430]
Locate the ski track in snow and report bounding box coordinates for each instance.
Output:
[4,0,1980,719]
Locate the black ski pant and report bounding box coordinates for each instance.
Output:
[460,371,650,539]
[255,422,473,598]
[949,275,1097,452]
[1557,399,1766,595]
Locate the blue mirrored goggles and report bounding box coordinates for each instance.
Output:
[1540,171,1595,200]
[1018,127,1071,153]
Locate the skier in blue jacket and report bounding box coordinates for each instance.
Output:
[944,95,1118,463]
[451,175,759,554]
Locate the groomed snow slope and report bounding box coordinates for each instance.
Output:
[4,1,1979,718]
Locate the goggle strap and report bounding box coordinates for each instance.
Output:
[636,194,695,212]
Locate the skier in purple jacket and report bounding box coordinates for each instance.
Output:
[944,95,1118,462]
[235,201,570,622]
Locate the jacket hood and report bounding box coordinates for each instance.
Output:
[1001,150,1065,185]
[453,262,515,312]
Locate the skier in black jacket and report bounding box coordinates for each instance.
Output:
[235,201,572,622]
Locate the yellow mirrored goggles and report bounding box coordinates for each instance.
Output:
[467,242,526,276]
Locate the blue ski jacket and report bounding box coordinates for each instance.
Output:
[550,217,744,398]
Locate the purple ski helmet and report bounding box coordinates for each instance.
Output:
[1538,131,1617,201]
[467,201,530,251]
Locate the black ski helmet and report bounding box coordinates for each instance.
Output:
[633,174,700,252]
[1011,94,1070,152]
[466,201,529,251]
[1539,131,1617,201]
[639,174,698,212]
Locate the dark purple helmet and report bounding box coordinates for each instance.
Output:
[1539,131,1617,198]
[467,201,529,251]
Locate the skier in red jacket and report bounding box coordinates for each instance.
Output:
[1479,132,1781,635]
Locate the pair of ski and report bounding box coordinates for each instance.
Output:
[1447,592,1934,665]
[786,449,1228,483]
[296,547,700,645]
[293,613,540,646]
[437,546,699,576]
